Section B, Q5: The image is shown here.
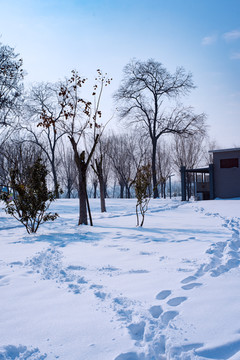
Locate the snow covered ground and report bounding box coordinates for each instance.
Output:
[0,198,240,360]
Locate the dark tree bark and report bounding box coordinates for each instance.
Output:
[78,163,88,225]
[119,180,125,199]
[69,138,87,224]
[152,139,158,198]
[92,156,106,212]
[93,179,98,199]
[70,135,99,225]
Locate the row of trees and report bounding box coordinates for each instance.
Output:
[0,41,209,227]
[0,128,210,195]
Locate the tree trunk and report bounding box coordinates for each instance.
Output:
[104,182,108,198]
[119,181,124,198]
[112,180,117,198]
[93,181,97,199]
[78,167,88,225]
[99,177,106,212]
[97,159,106,212]
[93,157,106,213]
[52,162,59,198]
[126,185,131,199]
[152,140,159,198]
[67,180,71,198]
[70,137,88,225]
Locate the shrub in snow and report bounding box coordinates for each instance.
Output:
[1,158,58,233]
[134,164,152,227]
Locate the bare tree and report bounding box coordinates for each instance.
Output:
[108,132,143,198]
[58,142,78,198]
[172,132,206,170]
[202,138,220,165]
[23,83,66,197]
[38,70,112,225]
[114,59,206,198]
[172,132,206,199]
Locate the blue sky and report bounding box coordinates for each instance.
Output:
[0,0,240,147]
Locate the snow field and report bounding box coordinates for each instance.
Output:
[0,198,240,359]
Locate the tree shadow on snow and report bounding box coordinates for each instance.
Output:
[23,231,104,247]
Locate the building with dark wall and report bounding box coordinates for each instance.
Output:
[210,148,240,199]
[181,148,240,200]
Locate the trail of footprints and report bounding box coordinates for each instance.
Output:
[4,208,240,359]
[114,285,192,360]
[195,207,240,278]
[20,247,203,359]
[115,210,240,359]
[117,285,195,359]
[115,271,210,360]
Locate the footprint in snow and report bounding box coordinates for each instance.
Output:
[161,311,179,326]
[127,321,146,341]
[211,259,240,277]
[167,297,187,306]
[94,291,107,300]
[156,290,171,300]
[181,276,197,284]
[68,283,81,294]
[113,297,134,322]
[77,277,87,284]
[149,305,163,318]
[181,282,202,290]
[67,265,86,271]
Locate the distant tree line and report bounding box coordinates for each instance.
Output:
[0,41,214,226]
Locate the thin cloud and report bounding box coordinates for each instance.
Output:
[223,30,240,41]
[201,35,217,45]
